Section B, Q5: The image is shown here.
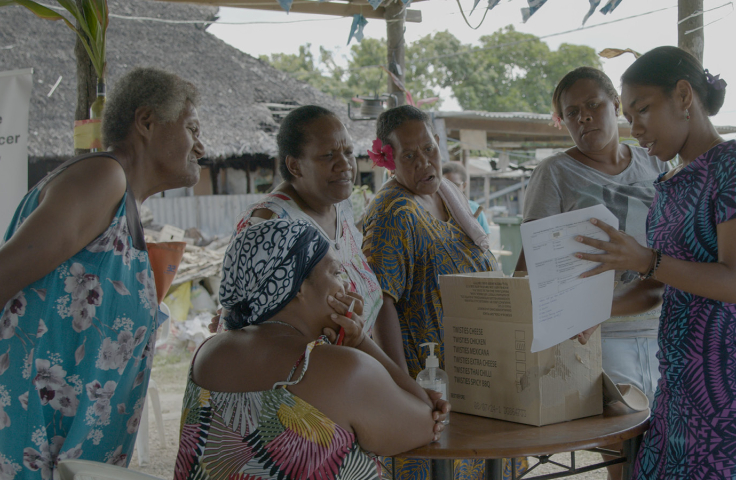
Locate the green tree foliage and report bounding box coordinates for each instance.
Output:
[260,26,601,113]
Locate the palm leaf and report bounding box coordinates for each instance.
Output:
[1,0,108,78]
[3,0,75,31]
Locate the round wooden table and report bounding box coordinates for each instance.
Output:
[394,403,650,480]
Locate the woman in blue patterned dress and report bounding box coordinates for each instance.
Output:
[362,106,522,480]
[0,67,205,478]
[574,47,736,479]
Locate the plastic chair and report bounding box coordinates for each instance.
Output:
[57,459,162,480]
[134,303,170,467]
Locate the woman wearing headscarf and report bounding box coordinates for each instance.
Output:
[175,219,447,479]
[362,105,518,479]
[0,67,205,476]
[226,105,382,334]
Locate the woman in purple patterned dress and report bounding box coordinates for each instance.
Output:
[574,46,735,478]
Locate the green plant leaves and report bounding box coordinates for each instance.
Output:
[1,0,108,78]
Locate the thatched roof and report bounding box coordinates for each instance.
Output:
[0,0,375,160]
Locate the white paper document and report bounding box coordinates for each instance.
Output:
[520,205,618,352]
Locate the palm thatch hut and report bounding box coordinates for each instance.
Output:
[0,0,375,193]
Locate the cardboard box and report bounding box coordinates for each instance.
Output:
[440,271,602,427]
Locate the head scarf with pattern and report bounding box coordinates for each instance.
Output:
[219,219,330,330]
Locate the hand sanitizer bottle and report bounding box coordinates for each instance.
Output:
[416,342,450,424]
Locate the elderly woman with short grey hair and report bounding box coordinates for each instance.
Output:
[0,66,204,476]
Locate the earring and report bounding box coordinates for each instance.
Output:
[686,109,690,121]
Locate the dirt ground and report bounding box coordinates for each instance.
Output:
[128,352,608,480]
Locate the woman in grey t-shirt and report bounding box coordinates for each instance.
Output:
[517,67,667,480]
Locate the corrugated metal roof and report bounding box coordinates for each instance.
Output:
[436,110,736,134]
[436,111,555,123]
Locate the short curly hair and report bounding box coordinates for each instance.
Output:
[276,105,337,181]
[551,67,619,117]
[102,67,199,149]
[375,105,434,149]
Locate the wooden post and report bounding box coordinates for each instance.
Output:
[678,0,704,63]
[385,0,405,107]
[74,0,97,155]
[461,149,470,198]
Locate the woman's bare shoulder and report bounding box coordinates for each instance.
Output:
[39,155,126,204]
[191,331,301,392]
[297,345,386,394]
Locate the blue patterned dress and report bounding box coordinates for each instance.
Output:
[633,140,736,479]
[0,154,158,479]
[363,180,517,480]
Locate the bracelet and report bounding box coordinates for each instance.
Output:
[639,248,662,280]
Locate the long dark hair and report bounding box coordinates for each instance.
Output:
[621,46,726,116]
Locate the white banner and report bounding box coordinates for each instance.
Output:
[0,68,33,237]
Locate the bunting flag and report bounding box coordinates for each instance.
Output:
[277,0,293,12]
[600,0,623,15]
[366,0,382,8]
[470,0,500,15]
[582,0,601,25]
[469,0,482,15]
[347,14,368,45]
[521,0,548,23]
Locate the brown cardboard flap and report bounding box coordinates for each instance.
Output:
[440,272,532,324]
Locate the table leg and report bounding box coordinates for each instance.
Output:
[432,459,454,480]
[622,434,643,480]
[485,459,503,480]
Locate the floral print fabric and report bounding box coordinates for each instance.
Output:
[362,181,498,379]
[632,141,736,479]
[0,154,158,479]
[174,336,381,479]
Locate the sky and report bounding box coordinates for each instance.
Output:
[207,0,736,129]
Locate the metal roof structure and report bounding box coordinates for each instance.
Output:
[436,110,736,150]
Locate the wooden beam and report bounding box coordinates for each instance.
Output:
[385,0,406,104]
[155,0,422,22]
[678,0,703,63]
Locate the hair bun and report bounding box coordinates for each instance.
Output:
[704,76,727,116]
[224,302,252,330]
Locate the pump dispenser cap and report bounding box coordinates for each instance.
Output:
[419,342,439,368]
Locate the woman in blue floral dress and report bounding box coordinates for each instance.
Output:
[575,47,736,478]
[0,67,205,479]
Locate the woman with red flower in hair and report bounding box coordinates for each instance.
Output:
[362,105,504,480]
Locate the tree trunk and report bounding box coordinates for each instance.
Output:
[678,0,704,63]
[74,0,96,155]
[385,0,406,107]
